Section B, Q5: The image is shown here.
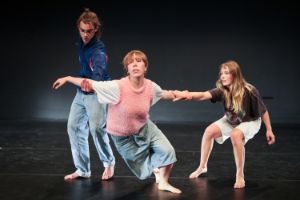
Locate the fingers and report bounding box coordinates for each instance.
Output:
[81,79,88,92]
[267,135,275,145]
[270,137,275,145]
[173,96,189,102]
[171,90,190,101]
[53,79,64,90]
[80,80,85,91]
[80,79,93,92]
[52,81,60,90]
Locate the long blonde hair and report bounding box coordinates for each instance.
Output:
[216,60,253,113]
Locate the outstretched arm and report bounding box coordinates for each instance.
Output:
[52,76,92,91]
[262,111,275,145]
[172,90,212,101]
[161,90,176,100]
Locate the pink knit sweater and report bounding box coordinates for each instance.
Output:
[106,77,153,136]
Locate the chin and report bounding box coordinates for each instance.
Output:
[222,83,230,88]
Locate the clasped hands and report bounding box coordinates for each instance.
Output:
[80,79,93,92]
[171,90,192,101]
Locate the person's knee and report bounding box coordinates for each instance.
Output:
[67,121,77,135]
[204,125,220,139]
[230,130,244,146]
[164,146,176,160]
[167,146,176,157]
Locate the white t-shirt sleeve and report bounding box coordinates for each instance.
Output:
[92,80,120,104]
[151,82,163,106]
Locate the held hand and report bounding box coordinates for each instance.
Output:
[266,130,275,145]
[172,90,192,101]
[171,90,181,101]
[80,79,93,92]
[52,77,67,90]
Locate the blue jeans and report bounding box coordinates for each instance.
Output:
[110,120,177,180]
[67,90,115,177]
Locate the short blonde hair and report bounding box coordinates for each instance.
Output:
[122,50,148,72]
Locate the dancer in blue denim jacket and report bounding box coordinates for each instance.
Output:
[54,8,115,180]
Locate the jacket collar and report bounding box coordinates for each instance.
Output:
[78,36,97,49]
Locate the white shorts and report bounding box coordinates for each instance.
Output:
[213,115,262,144]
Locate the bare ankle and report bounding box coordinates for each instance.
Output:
[234,176,245,189]
[102,166,114,180]
[153,169,160,183]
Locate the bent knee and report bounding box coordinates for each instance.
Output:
[159,145,176,160]
[204,124,221,139]
[67,122,78,135]
[230,129,244,145]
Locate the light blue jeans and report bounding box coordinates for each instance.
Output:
[67,90,115,177]
[110,120,177,180]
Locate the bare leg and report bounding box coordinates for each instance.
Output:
[157,164,182,194]
[189,124,221,178]
[153,168,160,183]
[102,165,114,180]
[231,129,246,189]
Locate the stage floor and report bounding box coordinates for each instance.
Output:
[0,120,299,200]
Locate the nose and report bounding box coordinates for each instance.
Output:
[132,61,138,67]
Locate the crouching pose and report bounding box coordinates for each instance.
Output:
[173,60,275,189]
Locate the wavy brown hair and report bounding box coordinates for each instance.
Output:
[77,8,102,39]
[216,60,253,113]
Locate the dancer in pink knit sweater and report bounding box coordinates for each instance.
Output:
[53,50,181,194]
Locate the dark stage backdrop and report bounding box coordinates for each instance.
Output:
[1,1,299,124]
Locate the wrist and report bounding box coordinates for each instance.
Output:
[66,76,71,81]
[186,92,193,100]
[265,126,272,132]
[169,90,176,99]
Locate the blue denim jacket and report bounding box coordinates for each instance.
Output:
[77,37,111,81]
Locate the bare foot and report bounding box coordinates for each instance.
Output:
[234,177,245,189]
[153,168,160,183]
[189,167,207,179]
[158,182,182,194]
[64,172,81,180]
[102,165,114,180]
